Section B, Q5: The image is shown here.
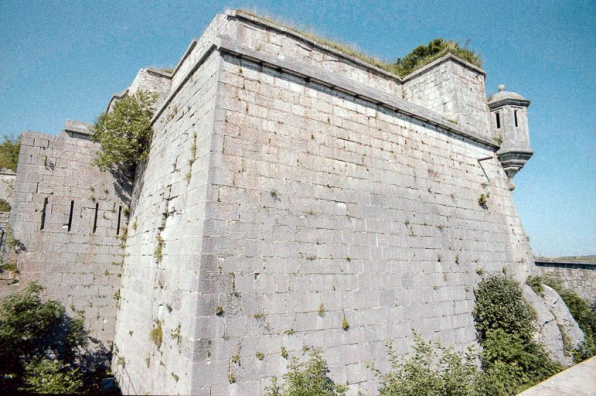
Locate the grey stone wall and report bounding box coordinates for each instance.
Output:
[535,261,596,301]
[112,51,223,395]
[403,55,492,141]
[5,123,130,345]
[111,13,541,395]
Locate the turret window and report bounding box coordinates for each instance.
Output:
[495,112,501,129]
[514,110,518,127]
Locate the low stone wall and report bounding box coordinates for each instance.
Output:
[535,259,596,302]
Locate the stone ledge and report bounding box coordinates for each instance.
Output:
[64,119,92,136]
[216,36,498,149]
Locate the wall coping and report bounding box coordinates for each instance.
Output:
[402,53,486,82]
[228,10,486,82]
[64,119,92,135]
[535,256,596,267]
[151,35,498,149]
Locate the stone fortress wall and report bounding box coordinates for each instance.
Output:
[534,258,596,301]
[5,121,131,344]
[0,9,591,396]
[110,11,574,395]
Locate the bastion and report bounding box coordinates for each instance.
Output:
[1,10,586,396]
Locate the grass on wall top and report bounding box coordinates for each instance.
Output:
[236,9,482,78]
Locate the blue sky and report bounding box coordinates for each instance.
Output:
[1,0,594,257]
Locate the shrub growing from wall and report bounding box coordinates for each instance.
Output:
[91,90,157,178]
[0,135,20,172]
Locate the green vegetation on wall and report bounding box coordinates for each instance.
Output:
[91,90,157,178]
[237,9,481,78]
[394,39,481,77]
[0,135,20,172]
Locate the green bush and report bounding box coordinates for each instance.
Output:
[473,274,535,342]
[474,275,563,394]
[394,38,481,77]
[0,135,20,172]
[264,348,347,396]
[372,334,479,396]
[91,90,157,177]
[0,282,111,394]
[21,358,82,394]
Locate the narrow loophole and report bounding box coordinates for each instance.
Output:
[116,205,122,236]
[495,112,501,129]
[67,201,74,232]
[40,197,48,230]
[514,110,518,127]
[93,203,99,233]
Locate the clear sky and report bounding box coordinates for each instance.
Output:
[1,0,594,257]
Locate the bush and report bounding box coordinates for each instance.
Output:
[474,275,563,394]
[264,348,347,396]
[473,274,535,342]
[372,334,479,396]
[21,358,82,394]
[0,135,20,172]
[394,38,481,76]
[0,282,111,394]
[91,90,157,177]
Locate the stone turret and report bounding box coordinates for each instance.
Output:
[488,85,533,182]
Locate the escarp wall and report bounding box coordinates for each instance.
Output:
[112,11,540,396]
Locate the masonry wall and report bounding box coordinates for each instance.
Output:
[403,57,492,140]
[180,50,535,395]
[109,13,542,395]
[0,172,15,229]
[535,262,596,301]
[112,52,223,395]
[5,129,129,344]
[229,11,403,99]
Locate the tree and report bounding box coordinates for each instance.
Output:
[91,90,157,178]
[0,282,88,393]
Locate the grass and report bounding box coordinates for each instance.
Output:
[235,9,481,78]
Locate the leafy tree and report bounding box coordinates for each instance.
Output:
[0,282,101,394]
[0,135,21,172]
[264,348,347,396]
[91,90,157,178]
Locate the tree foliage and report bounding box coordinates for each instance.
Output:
[394,38,481,77]
[264,348,347,396]
[0,135,21,172]
[91,90,157,177]
[0,282,109,394]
